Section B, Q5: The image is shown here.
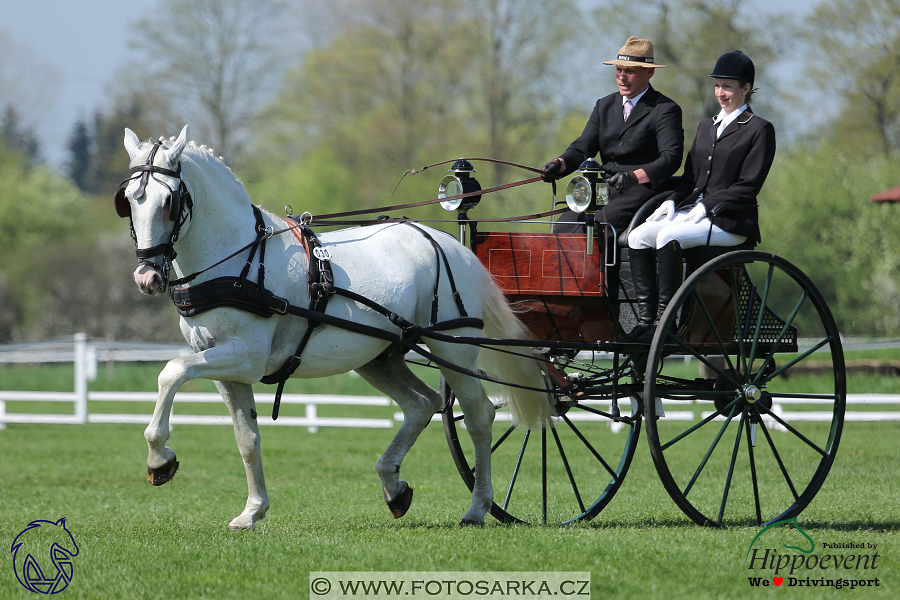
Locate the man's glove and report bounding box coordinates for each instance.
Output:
[648,199,675,222]
[541,159,562,182]
[608,171,638,193]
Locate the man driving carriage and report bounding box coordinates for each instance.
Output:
[540,36,684,237]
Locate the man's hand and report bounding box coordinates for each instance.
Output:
[541,159,562,182]
[608,171,638,193]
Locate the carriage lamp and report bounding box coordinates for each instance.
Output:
[565,159,609,255]
[438,159,482,212]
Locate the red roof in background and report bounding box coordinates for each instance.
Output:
[870,185,900,203]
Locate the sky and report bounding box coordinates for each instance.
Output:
[3,0,818,171]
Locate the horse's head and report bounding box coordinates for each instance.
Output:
[117,125,191,296]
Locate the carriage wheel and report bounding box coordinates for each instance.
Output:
[441,352,642,525]
[643,251,845,527]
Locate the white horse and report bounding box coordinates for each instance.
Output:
[117,125,550,529]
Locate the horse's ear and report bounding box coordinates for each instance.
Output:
[165,125,188,165]
[124,128,141,160]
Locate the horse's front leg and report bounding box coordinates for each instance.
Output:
[215,380,269,530]
[144,341,264,486]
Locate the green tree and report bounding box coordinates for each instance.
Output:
[121,0,286,161]
[0,139,89,340]
[800,0,900,156]
[66,118,93,191]
[247,0,584,226]
[759,142,900,335]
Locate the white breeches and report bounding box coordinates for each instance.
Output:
[628,210,747,250]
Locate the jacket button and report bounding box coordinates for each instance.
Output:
[708,155,712,160]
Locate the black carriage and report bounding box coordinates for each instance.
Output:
[436,160,845,528]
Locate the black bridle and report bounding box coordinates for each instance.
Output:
[114,141,194,293]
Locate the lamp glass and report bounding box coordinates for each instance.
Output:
[596,181,610,206]
[566,177,593,213]
[438,176,463,211]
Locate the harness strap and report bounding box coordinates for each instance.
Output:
[264,218,337,419]
[401,222,469,320]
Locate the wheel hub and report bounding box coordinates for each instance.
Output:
[742,384,761,403]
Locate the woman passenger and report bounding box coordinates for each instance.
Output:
[626,50,776,342]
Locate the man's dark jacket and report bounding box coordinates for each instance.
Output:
[555,84,684,233]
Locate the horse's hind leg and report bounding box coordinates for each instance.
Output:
[214,380,270,530]
[438,366,495,526]
[355,355,443,519]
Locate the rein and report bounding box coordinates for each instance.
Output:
[164,158,552,288]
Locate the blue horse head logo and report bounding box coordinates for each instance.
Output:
[10,518,79,594]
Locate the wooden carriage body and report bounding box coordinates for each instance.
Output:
[470,230,797,353]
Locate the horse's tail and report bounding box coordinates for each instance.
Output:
[476,266,553,430]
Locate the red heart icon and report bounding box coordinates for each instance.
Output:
[773,577,783,586]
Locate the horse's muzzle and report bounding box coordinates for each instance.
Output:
[134,262,165,296]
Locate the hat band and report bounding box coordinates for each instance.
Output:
[617,54,655,63]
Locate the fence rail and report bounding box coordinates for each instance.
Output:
[2,334,900,432]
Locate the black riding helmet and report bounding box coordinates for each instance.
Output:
[708,50,754,87]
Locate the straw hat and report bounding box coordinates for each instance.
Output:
[603,36,667,68]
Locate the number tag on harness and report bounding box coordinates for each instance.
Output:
[313,247,331,262]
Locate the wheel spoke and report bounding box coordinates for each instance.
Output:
[573,402,617,420]
[756,404,827,456]
[503,429,530,511]
[542,427,548,524]
[551,426,586,514]
[661,397,742,451]
[491,424,517,454]
[756,412,801,501]
[730,264,750,375]
[747,264,775,371]
[751,290,809,385]
[682,403,739,497]
[561,415,618,479]
[756,338,832,386]
[746,417,762,526]
[666,334,742,386]
[718,408,748,525]
[693,289,738,374]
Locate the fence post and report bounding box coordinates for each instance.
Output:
[74,333,88,424]
[0,399,5,431]
[306,402,319,434]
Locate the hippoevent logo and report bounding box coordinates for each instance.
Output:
[10,518,79,594]
[745,517,880,590]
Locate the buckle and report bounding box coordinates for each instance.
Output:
[269,295,289,315]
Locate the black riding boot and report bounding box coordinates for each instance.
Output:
[627,248,658,341]
[652,240,685,340]
[635,241,684,344]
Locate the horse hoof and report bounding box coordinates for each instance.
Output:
[147,458,179,486]
[386,483,414,519]
[458,518,484,527]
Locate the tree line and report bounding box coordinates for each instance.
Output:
[1,0,899,343]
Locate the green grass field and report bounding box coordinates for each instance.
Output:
[1,357,898,599]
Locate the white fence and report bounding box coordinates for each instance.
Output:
[0,333,392,432]
[2,334,900,432]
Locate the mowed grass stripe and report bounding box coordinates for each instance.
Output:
[0,421,896,600]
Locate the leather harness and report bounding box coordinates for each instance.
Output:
[170,208,484,419]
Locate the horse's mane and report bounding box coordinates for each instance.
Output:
[131,136,247,192]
